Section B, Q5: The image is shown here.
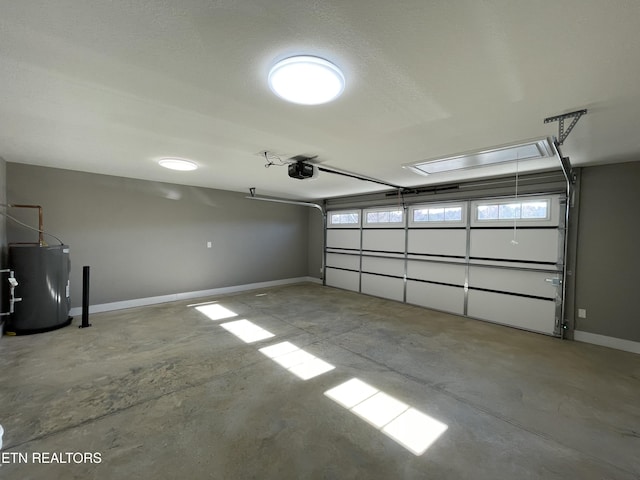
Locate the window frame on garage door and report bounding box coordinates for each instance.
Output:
[363,206,405,227]
[408,201,467,227]
[328,210,361,227]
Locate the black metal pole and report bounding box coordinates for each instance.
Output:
[80,265,91,328]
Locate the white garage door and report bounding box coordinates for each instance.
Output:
[325,195,565,336]
[325,210,361,293]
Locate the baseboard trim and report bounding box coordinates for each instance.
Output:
[70,276,323,316]
[574,330,640,355]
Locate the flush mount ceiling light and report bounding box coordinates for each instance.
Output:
[158,157,198,171]
[404,137,555,176]
[268,56,345,105]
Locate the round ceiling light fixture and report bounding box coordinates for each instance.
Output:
[268,55,345,105]
[158,157,198,171]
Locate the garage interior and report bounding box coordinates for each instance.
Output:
[0,1,639,479]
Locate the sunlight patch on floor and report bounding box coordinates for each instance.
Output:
[195,304,238,321]
[220,319,275,343]
[325,378,447,455]
[259,341,335,380]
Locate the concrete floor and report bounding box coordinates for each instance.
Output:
[0,283,638,479]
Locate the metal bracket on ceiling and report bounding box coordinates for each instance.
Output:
[543,109,588,145]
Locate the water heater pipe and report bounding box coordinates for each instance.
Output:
[9,204,44,246]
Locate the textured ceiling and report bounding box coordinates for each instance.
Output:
[1,1,639,199]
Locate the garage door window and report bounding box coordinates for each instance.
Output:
[409,204,465,227]
[364,208,404,226]
[329,210,361,227]
[476,199,549,221]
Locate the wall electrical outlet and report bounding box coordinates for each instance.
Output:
[578,308,587,319]
[207,241,212,248]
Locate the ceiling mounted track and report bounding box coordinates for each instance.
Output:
[245,188,327,278]
[246,188,324,214]
[317,165,402,190]
[543,109,588,145]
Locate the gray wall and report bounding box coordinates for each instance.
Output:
[8,161,640,343]
[307,207,324,279]
[7,164,310,308]
[0,158,6,334]
[574,161,640,342]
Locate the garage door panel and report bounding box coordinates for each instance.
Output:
[361,274,404,302]
[326,253,360,271]
[327,229,360,250]
[326,194,564,337]
[362,229,405,252]
[468,266,559,298]
[361,256,404,277]
[407,261,465,285]
[406,281,464,315]
[325,268,360,292]
[407,229,466,257]
[467,290,556,334]
[470,229,559,263]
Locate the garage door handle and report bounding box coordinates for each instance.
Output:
[545,278,561,286]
